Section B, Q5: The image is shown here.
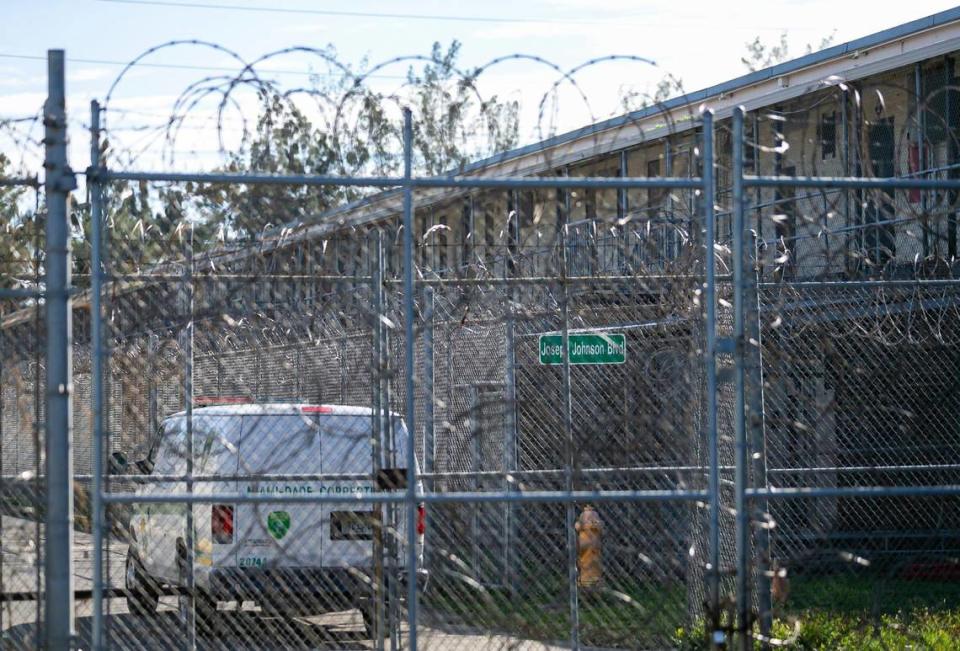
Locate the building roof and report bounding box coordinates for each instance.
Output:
[168,404,396,418]
[460,5,960,177]
[6,9,960,331]
[257,6,960,248]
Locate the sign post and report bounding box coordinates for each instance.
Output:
[538,333,626,365]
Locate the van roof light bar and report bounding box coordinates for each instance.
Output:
[194,396,254,406]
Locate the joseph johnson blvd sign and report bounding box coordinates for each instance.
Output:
[538,333,626,365]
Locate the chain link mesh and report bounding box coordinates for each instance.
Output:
[7,36,960,650]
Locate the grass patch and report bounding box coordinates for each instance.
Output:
[770,574,960,650]
[787,574,960,614]
[768,609,960,650]
[426,572,960,649]
[424,575,688,648]
[672,611,960,650]
[673,574,960,650]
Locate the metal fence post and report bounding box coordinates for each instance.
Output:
[0,330,4,636]
[180,210,196,650]
[422,285,435,578]
[400,106,419,651]
[558,216,581,651]
[752,113,762,277]
[915,64,928,255]
[340,335,347,403]
[89,99,107,651]
[665,137,675,259]
[43,48,77,651]
[295,347,302,401]
[423,287,435,484]
[701,108,722,643]
[148,334,159,435]
[382,265,398,651]
[841,90,850,272]
[504,299,518,594]
[469,385,481,574]
[0,330,3,636]
[732,106,750,650]
[750,233,773,648]
[371,229,386,651]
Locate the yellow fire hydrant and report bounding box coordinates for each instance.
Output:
[575,505,602,588]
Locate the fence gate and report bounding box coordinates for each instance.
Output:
[8,45,960,651]
[465,382,510,589]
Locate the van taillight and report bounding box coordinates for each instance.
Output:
[416,504,426,535]
[212,504,234,544]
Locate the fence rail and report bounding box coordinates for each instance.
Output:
[3,48,960,651]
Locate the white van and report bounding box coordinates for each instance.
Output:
[119,403,427,633]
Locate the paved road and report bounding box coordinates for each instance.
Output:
[0,517,588,650]
[0,514,128,647]
[6,601,580,650]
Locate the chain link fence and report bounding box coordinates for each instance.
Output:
[0,178,45,647]
[5,43,960,651]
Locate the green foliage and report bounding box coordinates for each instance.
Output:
[673,611,960,650]
[619,73,686,113]
[774,610,960,650]
[191,40,519,243]
[742,30,837,72]
[425,577,686,648]
[673,575,960,650]
[619,30,836,111]
[0,40,521,307]
[0,154,34,285]
[193,90,350,244]
[407,41,519,176]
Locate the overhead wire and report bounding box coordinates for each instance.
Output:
[94,0,811,31]
[0,52,406,80]
[96,0,638,26]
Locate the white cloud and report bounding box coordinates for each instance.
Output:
[475,21,611,40]
[281,22,330,35]
[69,68,112,84]
[530,0,659,16]
[0,77,34,89]
[0,92,46,117]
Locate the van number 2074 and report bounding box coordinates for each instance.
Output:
[239,557,265,568]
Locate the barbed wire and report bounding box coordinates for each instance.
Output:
[5,36,960,649]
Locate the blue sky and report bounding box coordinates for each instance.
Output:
[1,0,958,174]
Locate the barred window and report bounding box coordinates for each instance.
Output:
[820,111,837,159]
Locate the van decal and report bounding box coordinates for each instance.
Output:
[267,511,291,540]
[317,485,374,494]
[244,484,374,494]
[246,485,314,495]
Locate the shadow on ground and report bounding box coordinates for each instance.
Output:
[3,610,372,650]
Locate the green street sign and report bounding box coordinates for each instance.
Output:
[538,333,626,365]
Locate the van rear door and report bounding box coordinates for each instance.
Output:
[319,413,375,569]
[235,411,325,570]
[194,413,242,571]
[145,414,241,580]
[385,417,421,569]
